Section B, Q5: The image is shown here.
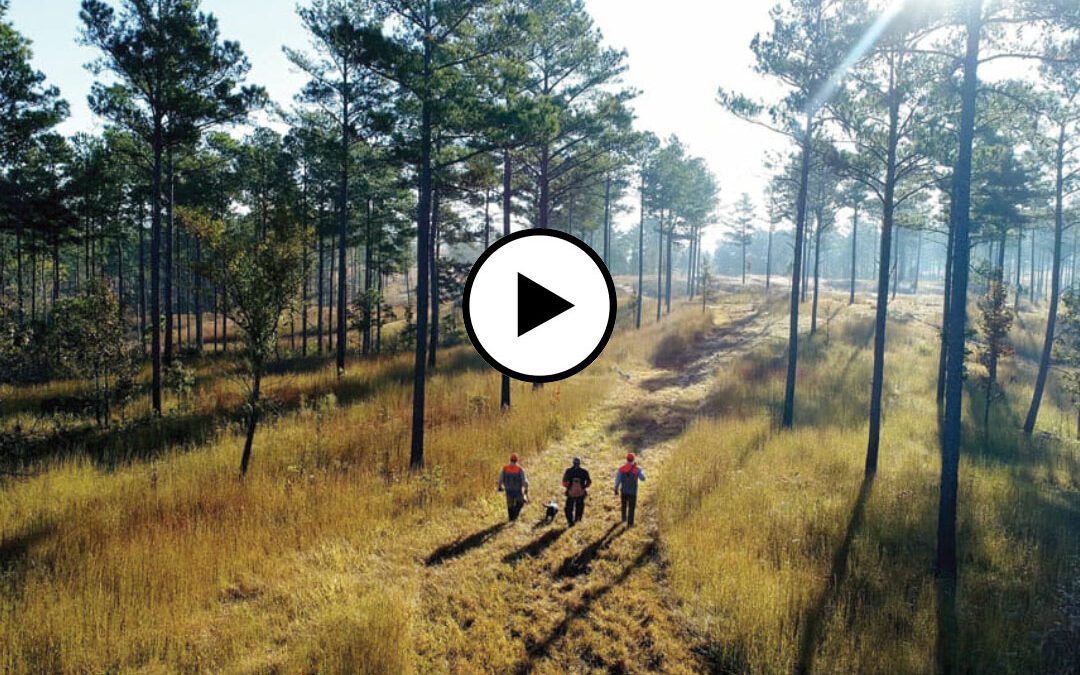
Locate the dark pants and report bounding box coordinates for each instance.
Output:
[565,496,585,525]
[506,494,524,521]
[620,493,637,526]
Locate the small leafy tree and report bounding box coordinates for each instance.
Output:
[976,279,1014,444]
[1056,290,1080,439]
[185,208,307,477]
[48,279,139,428]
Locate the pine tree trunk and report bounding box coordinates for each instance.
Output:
[336,88,349,378]
[150,119,164,415]
[428,188,440,370]
[938,0,982,583]
[164,150,175,368]
[782,111,814,429]
[602,175,611,267]
[195,237,203,351]
[664,226,673,315]
[1014,224,1023,308]
[363,198,373,356]
[636,169,646,329]
[850,203,859,304]
[811,210,822,336]
[410,32,434,471]
[318,232,325,354]
[766,224,773,294]
[655,216,663,323]
[501,149,512,409]
[867,57,902,477]
[328,235,335,352]
[139,212,147,353]
[1024,124,1067,435]
[239,372,262,477]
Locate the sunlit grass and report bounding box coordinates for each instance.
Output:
[0,299,687,672]
[658,299,1080,673]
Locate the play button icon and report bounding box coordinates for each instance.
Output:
[463,229,617,383]
[517,274,574,336]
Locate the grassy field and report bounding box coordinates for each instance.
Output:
[657,297,1080,674]
[0,298,682,672]
[2,293,1078,673]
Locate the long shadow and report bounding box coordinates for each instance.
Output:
[514,539,658,674]
[4,345,491,475]
[642,309,764,390]
[425,522,506,567]
[613,397,700,451]
[0,521,54,577]
[935,577,959,675]
[503,528,566,565]
[554,523,623,579]
[794,475,875,675]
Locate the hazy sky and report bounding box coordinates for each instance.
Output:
[8,0,790,238]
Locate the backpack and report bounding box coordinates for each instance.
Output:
[568,477,586,498]
[620,464,639,487]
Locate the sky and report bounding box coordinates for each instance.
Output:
[8,0,790,241]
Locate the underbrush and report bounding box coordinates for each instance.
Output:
[659,307,1080,674]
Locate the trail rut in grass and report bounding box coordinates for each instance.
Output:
[412,300,783,673]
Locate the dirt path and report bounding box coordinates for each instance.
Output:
[407,300,784,673]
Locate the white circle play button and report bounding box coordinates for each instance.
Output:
[463,229,617,383]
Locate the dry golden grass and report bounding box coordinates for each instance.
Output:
[658,298,1080,674]
[0,299,686,673]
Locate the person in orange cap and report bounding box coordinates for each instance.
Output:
[497,454,529,521]
[613,452,646,527]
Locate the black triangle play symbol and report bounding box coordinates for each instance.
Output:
[517,273,575,337]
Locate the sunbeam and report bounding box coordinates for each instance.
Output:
[806,0,909,119]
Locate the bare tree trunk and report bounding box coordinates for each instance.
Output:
[602,175,611,267]
[410,33,434,471]
[811,210,823,336]
[164,149,175,368]
[428,188,440,369]
[1024,124,1068,435]
[765,224,774,294]
[849,203,859,304]
[664,225,673,315]
[636,168,646,329]
[501,149,512,409]
[938,0,982,583]
[867,54,904,477]
[782,110,815,429]
[138,211,146,353]
[150,119,164,415]
[239,373,262,477]
[655,215,663,323]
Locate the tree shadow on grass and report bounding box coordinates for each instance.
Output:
[935,576,959,675]
[425,522,507,567]
[514,539,657,675]
[554,523,623,579]
[794,475,875,675]
[503,528,566,565]
[613,397,699,452]
[5,346,490,474]
[0,520,55,578]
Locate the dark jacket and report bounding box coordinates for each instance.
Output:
[498,464,528,497]
[614,463,645,495]
[562,466,592,497]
